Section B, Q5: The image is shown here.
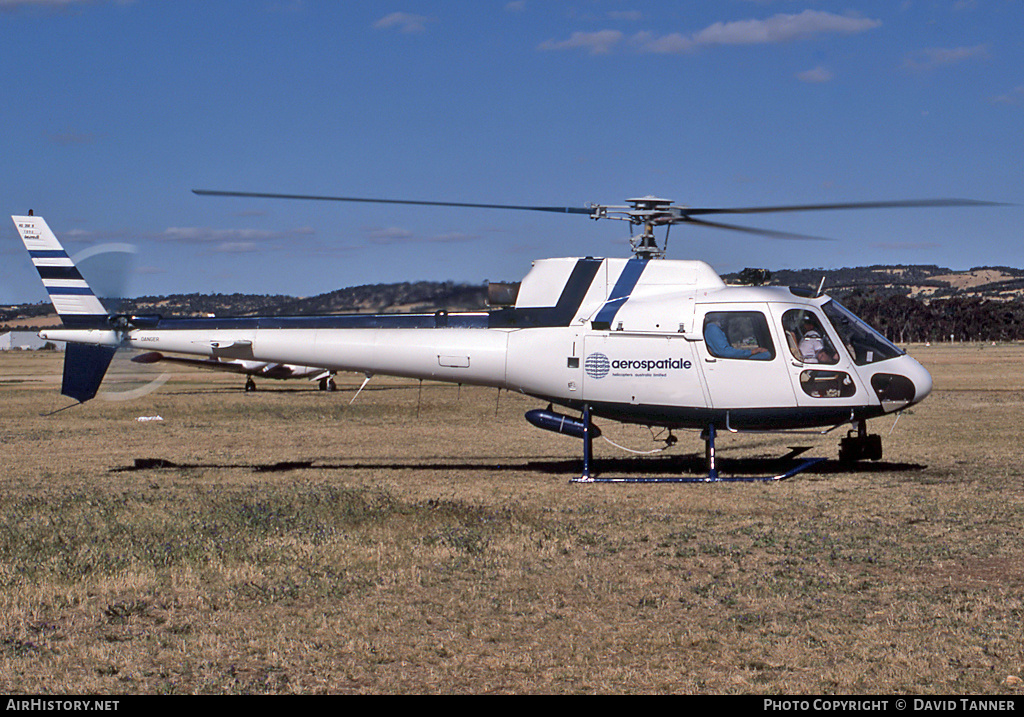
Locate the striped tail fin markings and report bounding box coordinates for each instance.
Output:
[14,214,109,328]
[13,213,116,402]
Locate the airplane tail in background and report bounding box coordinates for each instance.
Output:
[13,214,116,402]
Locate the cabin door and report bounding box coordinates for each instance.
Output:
[770,304,868,409]
[693,304,797,409]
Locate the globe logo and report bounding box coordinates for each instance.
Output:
[584,352,610,379]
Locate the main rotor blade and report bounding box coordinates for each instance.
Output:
[681,198,1004,216]
[680,216,833,241]
[192,189,595,216]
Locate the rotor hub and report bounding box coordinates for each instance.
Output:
[623,197,677,260]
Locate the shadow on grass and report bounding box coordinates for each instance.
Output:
[111,450,928,481]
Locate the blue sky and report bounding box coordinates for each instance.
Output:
[1,0,1021,304]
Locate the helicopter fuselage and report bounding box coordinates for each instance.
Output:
[40,255,932,432]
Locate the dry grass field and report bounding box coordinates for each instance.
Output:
[1,344,1022,694]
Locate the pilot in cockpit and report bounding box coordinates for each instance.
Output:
[798,317,838,364]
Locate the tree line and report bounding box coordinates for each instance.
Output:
[840,291,1024,343]
[729,265,1024,343]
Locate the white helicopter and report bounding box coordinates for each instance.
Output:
[14,194,997,482]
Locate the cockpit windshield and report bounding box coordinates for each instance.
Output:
[821,300,904,366]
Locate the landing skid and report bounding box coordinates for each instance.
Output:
[572,458,826,484]
[571,409,825,483]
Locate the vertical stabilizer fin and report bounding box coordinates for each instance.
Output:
[62,343,118,403]
[12,214,110,328]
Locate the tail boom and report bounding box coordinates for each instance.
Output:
[39,329,120,347]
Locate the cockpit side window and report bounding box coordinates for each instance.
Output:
[703,311,775,361]
[782,309,840,365]
[822,300,904,366]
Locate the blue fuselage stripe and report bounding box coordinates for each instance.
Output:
[593,258,646,325]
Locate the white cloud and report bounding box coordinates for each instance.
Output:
[366,227,414,245]
[688,11,880,47]
[365,226,480,246]
[373,12,432,34]
[159,227,314,253]
[206,241,261,254]
[797,66,834,83]
[542,11,881,56]
[539,30,623,55]
[991,85,1024,105]
[638,11,880,52]
[628,31,691,54]
[903,44,990,71]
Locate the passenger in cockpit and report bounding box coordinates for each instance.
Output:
[704,319,771,360]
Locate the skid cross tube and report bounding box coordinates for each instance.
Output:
[579,403,594,482]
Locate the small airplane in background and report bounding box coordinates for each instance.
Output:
[14,193,1003,482]
[131,351,337,392]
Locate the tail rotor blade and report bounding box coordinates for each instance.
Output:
[72,243,137,316]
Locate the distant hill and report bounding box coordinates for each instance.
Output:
[0,281,489,330]
[258,281,490,316]
[721,265,1024,342]
[118,282,490,319]
[722,265,1024,301]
